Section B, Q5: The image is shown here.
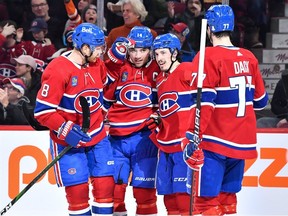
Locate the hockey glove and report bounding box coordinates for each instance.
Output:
[58,121,91,147]
[181,132,204,171]
[107,37,135,64]
[145,113,161,130]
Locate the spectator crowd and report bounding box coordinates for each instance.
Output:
[0,0,281,124]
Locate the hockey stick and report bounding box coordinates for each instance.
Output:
[0,96,90,215]
[189,19,207,216]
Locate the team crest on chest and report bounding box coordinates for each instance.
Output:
[119,83,152,108]
[74,89,102,113]
[159,92,180,117]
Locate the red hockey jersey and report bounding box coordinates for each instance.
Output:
[34,51,109,146]
[151,62,196,153]
[0,44,25,81]
[17,40,56,62]
[104,59,160,136]
[188,46,268,159]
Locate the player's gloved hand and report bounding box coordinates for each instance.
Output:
[107,37,135,64]
[181,132,204,171]
[57,121,91,147]
[145,113,161,130]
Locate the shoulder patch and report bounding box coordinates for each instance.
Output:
[121,72,128,82]
[71,76,78,86]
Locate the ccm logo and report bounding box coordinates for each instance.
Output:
[107,161,114,165]
[173,177,187,182]
[243,148,288,187]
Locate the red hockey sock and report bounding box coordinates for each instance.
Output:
[91,176,114,215]
[218,192,237,214]
[175,192,191,215]
[133,187,157,215]
[65,183,91,215]
[164,194,180,215]
[114,183,127,213]
[193,195,222,214]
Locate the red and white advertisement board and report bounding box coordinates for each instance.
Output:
[0,126,287,215]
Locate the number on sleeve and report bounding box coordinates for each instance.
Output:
[41,84,50,97]
[190,72,198,86]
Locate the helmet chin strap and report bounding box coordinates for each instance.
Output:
[164,60,176,73]
[79,46,93,68]
[164,50,178,73]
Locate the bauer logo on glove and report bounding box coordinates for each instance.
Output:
[58,120,92,147]
[181,132,204,171]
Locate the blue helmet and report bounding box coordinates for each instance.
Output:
[127,26,153,48]
[72,23,105,51]
[152,33,181,53]
[205,4,234,33]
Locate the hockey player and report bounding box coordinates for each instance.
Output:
[150,33,202,215]
[182,5,269,215]
[34,23,115,216]
[104,26,160,215]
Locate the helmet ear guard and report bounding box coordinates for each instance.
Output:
[205,4,234,33]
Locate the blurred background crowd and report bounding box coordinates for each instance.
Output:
[0,0,285,125]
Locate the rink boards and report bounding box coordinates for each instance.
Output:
[0,126,287,216]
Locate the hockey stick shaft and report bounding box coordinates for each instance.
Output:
[0,96,90,215]
[0,145,72,216]
[189,18,207,216]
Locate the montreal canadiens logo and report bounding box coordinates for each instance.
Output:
[68,168,77,175]
[159,92,180,117]
[0,63,16,79]
[119,83,152,108]
[74,89,101,113]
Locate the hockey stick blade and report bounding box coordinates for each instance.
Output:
[22,102,49,131]
[0,97,90,215]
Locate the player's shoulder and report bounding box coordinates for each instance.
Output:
[205,46,257,59]
[43,55,70,77]
[238,47,258,57]
[178,61,194,70]
[44,56,64,69]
